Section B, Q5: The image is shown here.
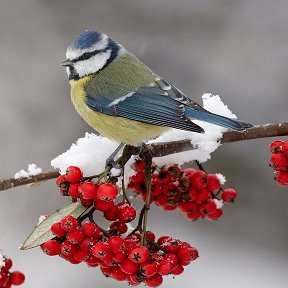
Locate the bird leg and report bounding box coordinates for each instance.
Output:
[105,143,125,169]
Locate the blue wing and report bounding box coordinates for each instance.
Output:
[85,77,252,133]
[85,80,205,133]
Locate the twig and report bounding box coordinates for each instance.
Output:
[1,122,288,192]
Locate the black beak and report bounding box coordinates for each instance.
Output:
[61,59,73,67]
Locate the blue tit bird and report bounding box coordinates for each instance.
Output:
[62,30,252,148]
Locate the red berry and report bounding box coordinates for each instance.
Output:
[108,236,125,253]
[124,235,140,250]
[178,201,197,213]
[119,258,139,274]
[145,274,163,287]
[66,229,84,244]
[195,188,210,204]
[270,153,288,171]
[103,204,118,221]
[73,249,89,262]
[275,171,288,186]
[281,140,288,156]
[78,182,97,200]
[171,264,184,275]
[60,240,77,257]
[207,208,223,220]
[146,231,156,242]
[0,271,9,286]
[85,255,100,267]
[10,271,25,286]
[81,222,100,237]
[92,242,110,259]
[128,245,150,264]
[117,203,137,223]
[65,166,83,183]
[157,259,173,275]
[151,181,163,196]
[154,194,168,207]
[96,183,118,201]
[56,175,66,186]
[140,261,158,277]
[178,246,199,263]
[112,251,126,263]
[270,140,284,154]
[163,252,179,266]
[132,159,145,171]
[41,239,61,256]
[190,170,207,189]
[127,273,141,286]
[80,237,96,252]
[1,258,13,271]
[109,221,128,234]
[221,188,237,203]
[60,215,78,231]
[206,174,221,192]
[163,182,180,197]
[130,171,145,183]
[179,176,190,192]
[199,200,217,215]
[94,199,114,212]
[68,183,80,198]
[186,209,202,220]
[164,164,182,178]
[110,267,127,281]
[80,198,93,207]
[51,222,66,237]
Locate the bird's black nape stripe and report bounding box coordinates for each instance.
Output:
[98,39,120,72]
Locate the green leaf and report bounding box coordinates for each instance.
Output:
[21,201,88,250]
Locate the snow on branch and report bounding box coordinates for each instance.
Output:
[0,122,288,192]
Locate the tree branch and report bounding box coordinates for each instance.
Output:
[1,122,287,192]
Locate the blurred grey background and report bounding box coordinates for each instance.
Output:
[0,0,288,287]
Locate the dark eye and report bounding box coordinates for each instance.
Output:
[79,52,92,61]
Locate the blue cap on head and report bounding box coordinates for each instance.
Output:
[68,30,104,51]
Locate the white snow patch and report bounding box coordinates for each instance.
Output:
[0,253,4,268]
[14,164,42,179]
[37,214,48,226]
[51,133,120,176]
[214,199,223,209]
[215,173,226,185]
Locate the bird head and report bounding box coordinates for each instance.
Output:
[62,30,124,80]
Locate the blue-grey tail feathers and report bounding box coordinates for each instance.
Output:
[185,109,253,131]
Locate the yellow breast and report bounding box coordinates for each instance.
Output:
[70,76,169,145]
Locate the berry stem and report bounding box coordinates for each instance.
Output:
[141,151,153,246]
[195,160,206,173]
[77,207,96,223]
[121,159,131,205]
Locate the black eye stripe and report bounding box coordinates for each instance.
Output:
[72,49,101,63]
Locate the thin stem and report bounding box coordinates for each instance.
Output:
[140,151,153,246]
[195,160,206,172]
[127,204,147,237]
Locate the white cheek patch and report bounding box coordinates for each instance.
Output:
[66,34,109,60]
[73,50,112,78]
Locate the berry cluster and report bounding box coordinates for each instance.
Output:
[41,215,198,287]
[269,140,288,186]
[56,166,133,218]
[0,255,25,287]
[127,160,237,220]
